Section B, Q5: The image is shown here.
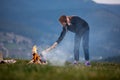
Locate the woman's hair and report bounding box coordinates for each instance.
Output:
[59,15,67,23]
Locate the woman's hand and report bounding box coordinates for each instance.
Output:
[41,42,58,55]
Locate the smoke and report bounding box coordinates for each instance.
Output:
[38,32,75,66]
[45,48,71,66]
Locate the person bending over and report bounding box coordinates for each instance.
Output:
[42,15,90,66]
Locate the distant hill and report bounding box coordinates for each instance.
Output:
[0,32,33,59]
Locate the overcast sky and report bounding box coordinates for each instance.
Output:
[92,0,120,4]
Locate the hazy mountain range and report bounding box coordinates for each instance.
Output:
[0,0,120,60]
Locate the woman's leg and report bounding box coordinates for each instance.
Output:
[82,29,90,61]
[74,34,81,61]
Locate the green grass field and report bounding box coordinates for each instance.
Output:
[0,60,120,80]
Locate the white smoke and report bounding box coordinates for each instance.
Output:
[45,48,71,66]
[38,32,75,66]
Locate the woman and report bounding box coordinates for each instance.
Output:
[42,15,90,66]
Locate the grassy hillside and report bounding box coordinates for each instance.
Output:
[0,60,120,80]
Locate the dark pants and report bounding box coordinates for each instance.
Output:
[74,26,89,61]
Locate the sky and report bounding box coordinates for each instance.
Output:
[92,0,120,4]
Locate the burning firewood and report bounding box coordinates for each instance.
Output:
[28,45,47,64]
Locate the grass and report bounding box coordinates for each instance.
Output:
[0,60,120,80]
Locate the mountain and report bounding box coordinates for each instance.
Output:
[0,32,32,59]
[0,0,120,59]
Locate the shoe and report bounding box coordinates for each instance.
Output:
[85,61,91,66]
[73,61,79,65]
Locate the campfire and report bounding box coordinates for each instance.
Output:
[28,45,47,64]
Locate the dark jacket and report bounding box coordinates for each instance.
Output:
[56,16,89,44]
